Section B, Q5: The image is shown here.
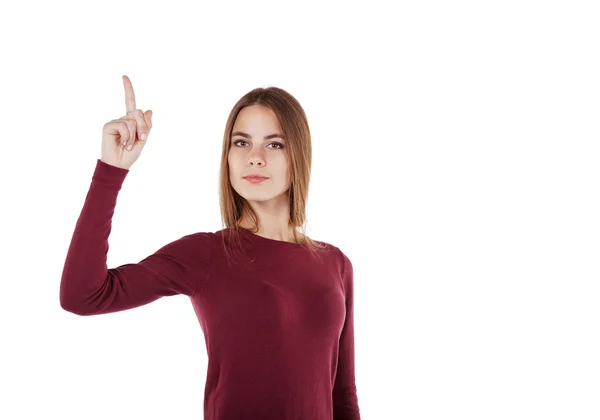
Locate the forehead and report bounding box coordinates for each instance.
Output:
[233,105,281,129]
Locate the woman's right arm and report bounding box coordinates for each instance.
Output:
[59,159,211,316]
[60,76,211,316]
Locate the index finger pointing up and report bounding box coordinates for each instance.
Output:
[122,75,137,114]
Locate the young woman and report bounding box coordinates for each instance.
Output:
[60,75,361,420]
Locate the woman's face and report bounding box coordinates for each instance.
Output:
[228,104,291,204]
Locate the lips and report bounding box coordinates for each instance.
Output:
[244,176,268,184]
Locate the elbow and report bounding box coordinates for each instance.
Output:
[60,299,89,316]
[59,290,94,316]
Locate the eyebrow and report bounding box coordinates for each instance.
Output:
[231,131,285,140]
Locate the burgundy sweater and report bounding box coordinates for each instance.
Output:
[60,159,361,420]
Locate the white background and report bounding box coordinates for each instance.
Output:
[1,0,599,419]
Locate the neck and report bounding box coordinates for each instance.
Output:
[236,221,303,244]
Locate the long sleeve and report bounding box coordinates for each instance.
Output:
[60,159,211,316]
[332,252,361,420]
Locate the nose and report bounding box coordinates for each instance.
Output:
[247,149,265,166]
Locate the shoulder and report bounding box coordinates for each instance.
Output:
[158,231,216,258]
[311,240,352,277]
[318,240,349,263]
[170,231,217,249]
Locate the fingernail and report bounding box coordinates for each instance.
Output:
[127,144,133,150]
[141,133,147,141]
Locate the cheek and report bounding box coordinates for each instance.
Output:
[227,152,236,171]
[228,160,236,180]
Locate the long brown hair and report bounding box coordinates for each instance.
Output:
[218,86,327,264]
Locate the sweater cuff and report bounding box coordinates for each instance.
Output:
[91,158,129,189]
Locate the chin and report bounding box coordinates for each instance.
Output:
[239,188,287,202]
[233,185,267,199]
[240,193,265,201]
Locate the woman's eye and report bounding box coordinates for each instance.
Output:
[233,140,283,149]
